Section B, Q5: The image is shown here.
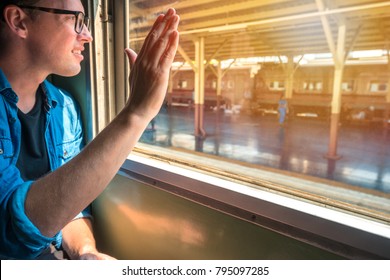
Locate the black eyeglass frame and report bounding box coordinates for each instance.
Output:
[17,5,90,34]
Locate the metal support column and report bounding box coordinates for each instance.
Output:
[285,55,294,100]
[326,24,346,159]
[194,37,206,138]
[385,49,390,130]
[216,61,223,110]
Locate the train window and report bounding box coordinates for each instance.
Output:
[369,81,388,93]
[269,81,285,90]
[342,81,354,92]
[226,80,235,89]
[303,81,322,92]
[91,0,390,258]
[178,80,188,89]
[123,0,390,225]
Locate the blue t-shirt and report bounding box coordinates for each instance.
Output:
[0,68,89,259]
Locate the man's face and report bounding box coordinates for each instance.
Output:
[25,0,93,77]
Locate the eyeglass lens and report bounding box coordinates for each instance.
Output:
[76,13,90,33]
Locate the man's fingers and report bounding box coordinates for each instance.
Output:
[136,14,164,60]
[148,13,180,68]
[159,29,179,70]
[137,8,177,62]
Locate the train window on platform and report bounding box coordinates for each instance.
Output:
[303,81,322,92]
[92,0,390,258]
[315,82,322,91]
[269,81,285,90]
[369,81,388,93]
[178,80,188,89]
[226,80,235,89]
[342,81,354,92]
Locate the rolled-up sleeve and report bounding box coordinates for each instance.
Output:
[1,175,89,259]
[0,82,90,259]
[7,181,61,259]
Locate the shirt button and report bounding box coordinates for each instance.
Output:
[63,150,68,157]
[0,149,3,155]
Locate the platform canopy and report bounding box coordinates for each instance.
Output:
[128,0,390,62]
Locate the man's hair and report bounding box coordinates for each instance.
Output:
[0,0,41,20]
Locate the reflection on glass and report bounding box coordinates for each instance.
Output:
[129,0,390,220]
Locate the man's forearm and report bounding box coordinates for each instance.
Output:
[61,217,115,260]
[26,112,148,237]
[61,218,96,259]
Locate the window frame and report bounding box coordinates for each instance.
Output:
[120,149,390,259]
[88,0,390,259]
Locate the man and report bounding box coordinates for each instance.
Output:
[278,94,288,125]
[0,0,180,259]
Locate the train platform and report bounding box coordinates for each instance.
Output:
[140,106,390,195]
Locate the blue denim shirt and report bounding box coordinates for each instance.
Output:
[0,68,89,259]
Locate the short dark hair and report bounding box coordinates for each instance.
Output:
[0,0,41,20]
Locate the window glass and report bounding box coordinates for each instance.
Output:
[342,81,354,92]
[303,81,322,92]
[369,81,388,93]
[128,0,390,222]
[178,80,187,89]
[315,82,323,91]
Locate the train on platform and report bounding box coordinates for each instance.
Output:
[167,63,389,123]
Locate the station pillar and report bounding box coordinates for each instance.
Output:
[326,63,344,160]
[385,50,390,131]
[325,24,346,160]
[216,62,223,110]
[285,55,294,100]
[194,37,206,138]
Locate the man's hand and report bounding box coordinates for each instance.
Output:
[61,218,116,260]
[124,8,180,121]
[78,251,116,260]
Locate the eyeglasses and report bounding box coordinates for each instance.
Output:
[17,5,90,34]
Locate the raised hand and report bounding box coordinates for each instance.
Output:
[124,8,180,121]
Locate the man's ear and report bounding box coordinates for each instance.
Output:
[3,5,29,38]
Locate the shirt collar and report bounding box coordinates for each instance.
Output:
[0,68,18,103]
[42,80,58,109]
[0,68,12,90]
[0,68,57,109]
